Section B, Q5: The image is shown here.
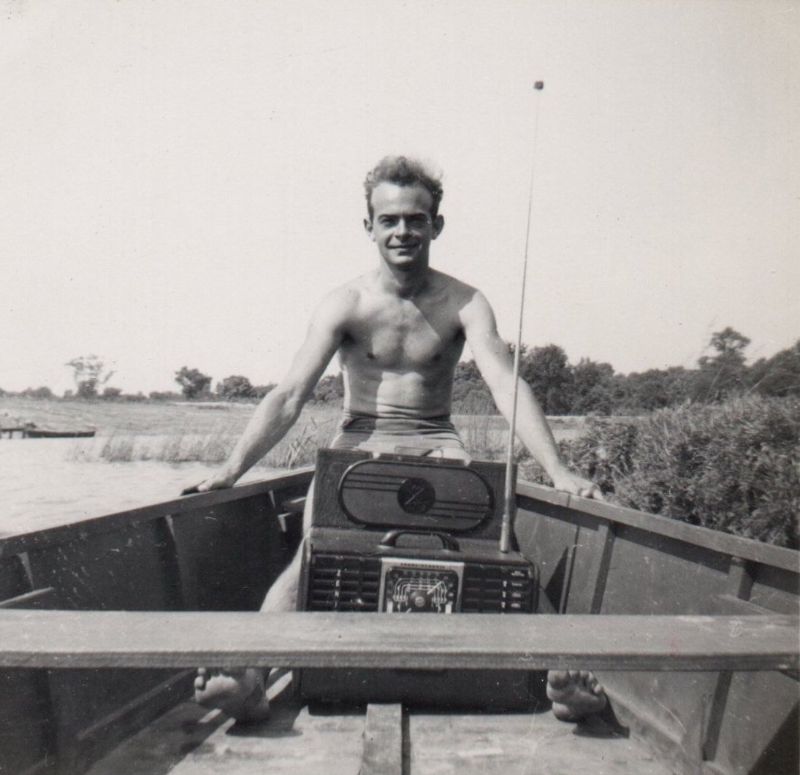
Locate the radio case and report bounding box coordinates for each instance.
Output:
[297,448,543,709]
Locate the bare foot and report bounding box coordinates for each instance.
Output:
[194,668,271,722]
[546,670,607,721]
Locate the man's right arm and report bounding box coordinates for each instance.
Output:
[186,289,351,492]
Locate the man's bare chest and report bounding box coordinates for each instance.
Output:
[341,301,464,371]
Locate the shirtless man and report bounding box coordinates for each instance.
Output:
[188,156,606,723]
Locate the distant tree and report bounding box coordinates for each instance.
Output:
[21,386,54,399]
[102,386,123,399]
[520,344,573,415]
[217,375,255,400]
[748,341,800,398]
[66,355,115,399]
[694,327,751,401]
[617,367,693,413]
[251,384,276,399]
[452,360,494,412]
[174,367,212,399]
[570,359,615,415]
[313,373,344,403]
[709,327,751,363]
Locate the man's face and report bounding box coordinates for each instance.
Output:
[365,182,443,269]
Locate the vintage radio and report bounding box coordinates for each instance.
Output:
[297,449,542,709]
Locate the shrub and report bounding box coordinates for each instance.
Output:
[149,391,182,401]
[521,396,799,548]
[21,386,55,399]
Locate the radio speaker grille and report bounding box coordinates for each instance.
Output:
[306,554,381,611]
[461,563,535,613]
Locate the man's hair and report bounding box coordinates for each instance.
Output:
[364,156,443,220]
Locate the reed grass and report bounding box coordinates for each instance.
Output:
[521,396,799,548]
[77,412,338,469]
[453,413,508,461]
[75,407,580,469]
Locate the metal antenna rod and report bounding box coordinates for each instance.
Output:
[500,80,545,554]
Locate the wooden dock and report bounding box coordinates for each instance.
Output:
[0,426,29,439]
[0,425,95,439]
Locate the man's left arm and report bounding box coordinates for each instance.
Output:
[460,290,603,500]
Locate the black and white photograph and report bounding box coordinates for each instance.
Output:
[1,1,798,773]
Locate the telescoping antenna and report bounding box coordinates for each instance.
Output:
[499,80,545,554]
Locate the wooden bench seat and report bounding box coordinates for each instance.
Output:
[0,610,796,672]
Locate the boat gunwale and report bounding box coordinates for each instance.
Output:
[1,468,796,575]
[517,481,799,573]
[0,466,315,559]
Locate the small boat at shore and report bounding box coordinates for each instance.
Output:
[0,425,96,439]
[22,428,96,439]
[0,449,797,775]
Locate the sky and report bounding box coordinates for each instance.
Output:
[1,0,798,395]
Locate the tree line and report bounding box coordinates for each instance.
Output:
[454,328,799,415]
[168,329,798,411]
[169,368,345,402]
[2,328,796,412]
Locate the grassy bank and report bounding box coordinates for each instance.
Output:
[0,395,258,437]
[522,396,799,549]
[1,396,585,469]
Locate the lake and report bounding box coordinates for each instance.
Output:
[0,438,274,537]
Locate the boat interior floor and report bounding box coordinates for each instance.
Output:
[86,673,677,775]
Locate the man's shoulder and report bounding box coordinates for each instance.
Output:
[317,275,369,309]
[429,269,481,299]
[307,278,366,330]
[429,270,489,311]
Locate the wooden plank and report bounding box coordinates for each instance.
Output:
[558,541,577,613]
[408,708,675,775]
[727,556,754,600]
[701,671,732,763]
[360,704,403,775]
[0,468,314,559]
[516,481,800,573]
[0,611,796,672]
[86,700,366,775]
[590,521,616,613]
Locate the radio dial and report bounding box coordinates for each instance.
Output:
[396,477,436,514]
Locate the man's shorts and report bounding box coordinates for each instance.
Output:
[329,414,469,460]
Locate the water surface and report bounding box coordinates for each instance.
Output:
[0,438,271,537]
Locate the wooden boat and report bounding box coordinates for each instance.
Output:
[0,450,797,775]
